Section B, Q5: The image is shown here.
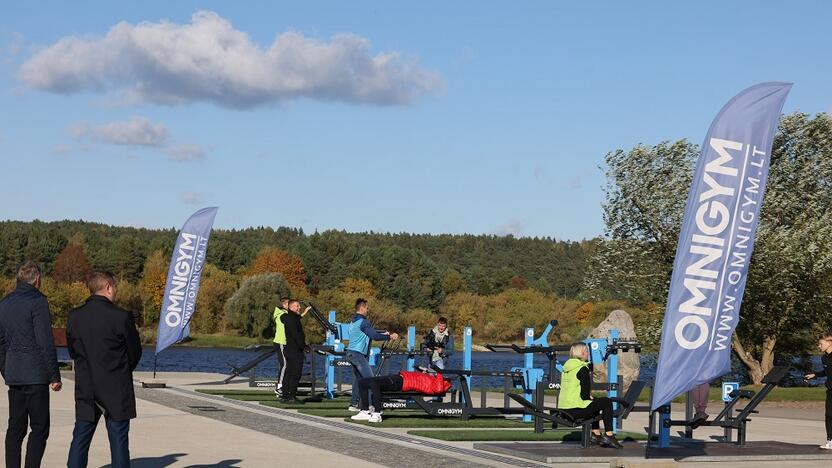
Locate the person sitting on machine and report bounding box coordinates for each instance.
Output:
[350,370,451,423]
[422,317,451,370]
[558,343,623,449]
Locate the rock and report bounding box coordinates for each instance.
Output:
[588,309,640,392]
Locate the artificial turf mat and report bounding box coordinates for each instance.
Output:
[298,408,425,418]
[343,416,527,428]
[407,429,648,442]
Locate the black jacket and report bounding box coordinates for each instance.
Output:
[0,282,60,385]
[67,295,142,421]
[281,312,306,352]
[815,352,832,391]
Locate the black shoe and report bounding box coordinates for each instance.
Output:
[603,434,623,449]
[278,397,303,405]
[591,433,610,447]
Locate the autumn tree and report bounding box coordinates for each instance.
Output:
[52,242,92,284]
[192,264,238,334]
[140,250,168,326]
[245,247,307,291]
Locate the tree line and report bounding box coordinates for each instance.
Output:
[0,222,614,345]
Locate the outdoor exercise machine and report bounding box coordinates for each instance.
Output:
[485,321,641,425]
[319,310,433,399]
[650,365,791,448]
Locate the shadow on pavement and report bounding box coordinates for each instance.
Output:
[100,452,186,467]
[185,459,244,467]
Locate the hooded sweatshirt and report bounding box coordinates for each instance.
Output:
[558,358,591,409]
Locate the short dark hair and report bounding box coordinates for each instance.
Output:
[86,271,116,294]
[355,298,368,311]
[438,317,448,325]
[288,299,301,308]
[16,261,41,285]
[280,297,290,303]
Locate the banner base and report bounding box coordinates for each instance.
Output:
[141,379,167,389]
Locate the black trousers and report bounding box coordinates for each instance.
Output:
[358,374,403,411]
[281,347,304,398]
[275,344,286,393]
[826,390,831,440]
[562,397,614,433]
[6,384,50,468]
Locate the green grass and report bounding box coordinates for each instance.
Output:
[178,334,268,348]
[343,416,528,428]
[299,408,423,418]
[259,400,352,410]
[407,429,648,442]
[196,389,275,396]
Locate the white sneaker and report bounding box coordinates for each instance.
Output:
[347,405,360,412]
[350,410,372,421]
[820,440,832,450]
[368,412,383,423]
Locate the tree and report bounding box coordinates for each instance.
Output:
[140,250,168,326]
[441,270,467,294]
[245,247,307,291]
[586,113,832,384]
[223,273,290,338]
[339,277,377,299]
[192,264,238,334]
[52,242,92,284]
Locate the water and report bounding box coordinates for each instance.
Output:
[58,347,824,389]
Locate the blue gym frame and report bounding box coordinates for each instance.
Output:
[322,310,625,427]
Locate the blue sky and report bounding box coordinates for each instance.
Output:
[0,1,829,240]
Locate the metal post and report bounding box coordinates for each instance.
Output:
[685,391,694,439]
[523,327,534,423]
[608,329,619,432]
[462,326,472,404]
[407,325,416,371]
[326,310,337,399]
[724,402,732,442]
[658,405,671,448]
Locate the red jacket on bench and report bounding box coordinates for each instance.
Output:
[400,371,452,395]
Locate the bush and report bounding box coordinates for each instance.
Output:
[223,273,290,338]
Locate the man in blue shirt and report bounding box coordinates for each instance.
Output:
[346,298,398,411]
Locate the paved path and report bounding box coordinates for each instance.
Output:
[2,371,829,467]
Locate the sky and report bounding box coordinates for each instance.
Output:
[0,1,830,240]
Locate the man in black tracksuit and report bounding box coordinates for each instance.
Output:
[805,333,832,449]
[279,299,310,403]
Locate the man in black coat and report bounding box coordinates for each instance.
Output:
[278,299,310,404]
[0,261,62,468]
[66,271,142,468]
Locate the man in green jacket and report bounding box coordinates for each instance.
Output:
[273,297,289,398]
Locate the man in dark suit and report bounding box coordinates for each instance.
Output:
[0,261,62,468]
[66,271,142,468]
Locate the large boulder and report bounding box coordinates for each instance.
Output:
[587,309,640,391]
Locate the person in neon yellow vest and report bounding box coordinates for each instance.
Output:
[558,343,622,449]
[273,297,289,398]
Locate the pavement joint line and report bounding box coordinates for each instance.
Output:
[158,385,548,468]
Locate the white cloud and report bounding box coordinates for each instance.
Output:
[72,117,169,146]
[180,191,206,205]
[18,11,441,109]
[166,144,206,162]
[494,219,524,237]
